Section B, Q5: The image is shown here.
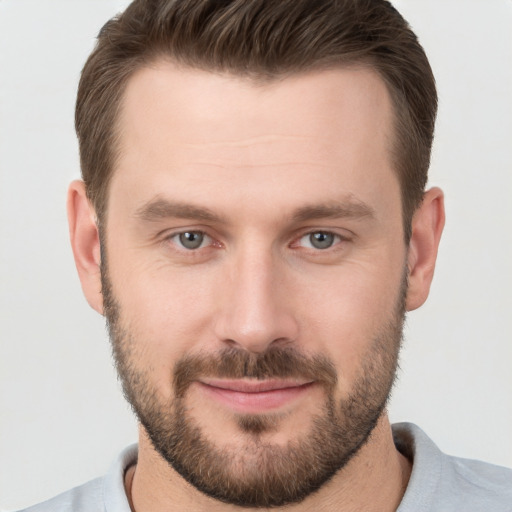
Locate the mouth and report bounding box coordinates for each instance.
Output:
[197,378,315,413]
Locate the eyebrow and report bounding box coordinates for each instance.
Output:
[134,196,375,224]
[291,200,375,223]
[135,198,225,224]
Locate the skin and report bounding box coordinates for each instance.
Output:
[68,62,445,511]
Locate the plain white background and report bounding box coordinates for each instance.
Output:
[0,1,511,509]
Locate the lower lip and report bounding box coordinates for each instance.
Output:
[198,382,314,413]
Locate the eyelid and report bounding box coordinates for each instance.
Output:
[159,226,351,252]
[292,228,351,247]
[177,231,210,249]
[162,228,217,251]
[299,231,340,249]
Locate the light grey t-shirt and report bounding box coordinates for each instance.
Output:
[19,423,512,511]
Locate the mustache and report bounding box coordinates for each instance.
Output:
[173,346,337,398]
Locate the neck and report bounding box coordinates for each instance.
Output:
[126,413,411,512]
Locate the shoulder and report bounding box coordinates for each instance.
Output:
[394,423,512,512]
[17,478,104,512]
[16,444,138,512]
[441,453,512,508]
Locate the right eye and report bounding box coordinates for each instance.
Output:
[298,231,340,250]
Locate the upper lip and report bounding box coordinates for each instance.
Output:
[199,379,314,393]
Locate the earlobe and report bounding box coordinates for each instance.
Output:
[406,187,445,311]
[67,180,104,314]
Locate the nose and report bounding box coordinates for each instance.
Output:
[213,247,299,354]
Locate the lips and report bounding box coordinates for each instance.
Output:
[197,378,314,413]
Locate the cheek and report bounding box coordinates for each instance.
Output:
[293,258,405,387]
[108,256,219,381]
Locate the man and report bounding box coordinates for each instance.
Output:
[18,0,511,511]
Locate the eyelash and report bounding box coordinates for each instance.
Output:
[164,229,348,252]
[167,231,216,251]
[295,231,344,250]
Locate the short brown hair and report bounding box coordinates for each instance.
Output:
[76,0,437,238]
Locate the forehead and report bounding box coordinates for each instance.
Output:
[110,61,399,221]
[117,61,393,150]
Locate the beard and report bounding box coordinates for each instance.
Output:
[101,263,407,508]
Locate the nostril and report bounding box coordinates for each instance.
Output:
[221,336,295,355]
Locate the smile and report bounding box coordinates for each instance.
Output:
[197,379,315,413]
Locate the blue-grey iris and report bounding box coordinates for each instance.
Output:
[310,232,335,249]
[179,231,204,249]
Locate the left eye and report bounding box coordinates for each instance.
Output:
[172,231,210,250]
[299,231,339,250]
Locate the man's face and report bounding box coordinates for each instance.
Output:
[102,63,408,507]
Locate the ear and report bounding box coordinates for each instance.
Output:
[406,187,445,311]
[67,180,104,314]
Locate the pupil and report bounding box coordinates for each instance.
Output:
[310,232,334,249]
[180,232,203,249]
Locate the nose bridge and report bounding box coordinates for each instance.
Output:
[215,241,297,353]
